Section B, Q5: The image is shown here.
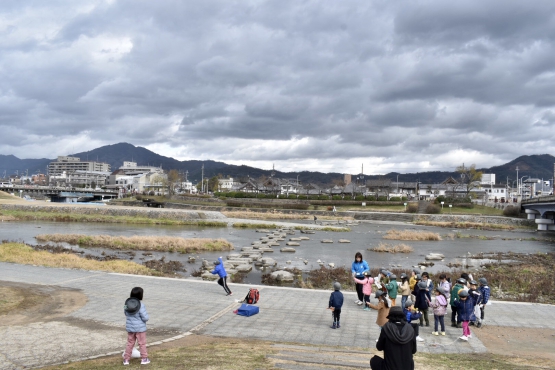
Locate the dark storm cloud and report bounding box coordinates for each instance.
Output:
[0,0,554,173]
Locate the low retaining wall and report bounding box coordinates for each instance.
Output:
[414,214,534,227]
[0,204,226,221]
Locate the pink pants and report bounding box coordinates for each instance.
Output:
[124,331,148,360]
[462,321,471,337]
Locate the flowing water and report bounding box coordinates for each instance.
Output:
[2,220,554,284]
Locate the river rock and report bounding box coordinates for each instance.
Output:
[303,260,308,265]
[251,241,262,246]
[256,229,271,233]
[241,246,255,252]
[236,264,253,273]
[300,230,316,234]
[261,257,277,266]
[281,247,296,252]
[270,270,294,282]
[258,247,274,253]
[299,236,310,240]
[425,253,445,261]
[328,263,335,268]
[286,242,300,246]
[289,237,302,241]
[201,271,218,281]
[338,239,350,243]
[227,254,242,260]
[321,239,334,243]
[268,241,281,246]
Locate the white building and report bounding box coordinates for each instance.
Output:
[481,174,496,185]
[48,156,111,176]
[218,177,235,191]
[107,162,167,194]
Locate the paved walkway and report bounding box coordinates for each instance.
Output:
[1,262,554,369]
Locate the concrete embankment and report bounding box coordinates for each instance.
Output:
[414,213,534,227]
[0,203,227,220]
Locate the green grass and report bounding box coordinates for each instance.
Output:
[439,204,504,216]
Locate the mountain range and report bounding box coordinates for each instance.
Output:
[0,142,553,185]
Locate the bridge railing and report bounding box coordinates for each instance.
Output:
[522,195,555,204]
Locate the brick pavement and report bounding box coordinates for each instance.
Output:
[1,262,554,369]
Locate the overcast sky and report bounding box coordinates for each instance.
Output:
[1,0,554,175]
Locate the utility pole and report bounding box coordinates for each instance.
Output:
[516,166,519,195]
[201,164,204,193]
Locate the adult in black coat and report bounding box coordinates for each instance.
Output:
[370,306,417,370]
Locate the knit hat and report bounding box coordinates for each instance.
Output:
[375,290,386,298]
[333,282,341,291]
[387,306,405,321]
[400,273,407,279]
[124,297,141,315]
[456,277,467,285]
[435,286,446,296]
[415,274,421,281]
[469,280,478,286]
[412,268,420,274]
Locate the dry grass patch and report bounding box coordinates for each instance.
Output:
[0,242,161,276]
[383,229,441,241]
[368,242,414,253]
[35,234,233,252]
[43,336,276,370]
[414,220,518,230]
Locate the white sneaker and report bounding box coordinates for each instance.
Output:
[467,334,472,339]
[357,300,363,305]
[416,336,424,342]
[375,338,379,342]
[354,299,360,304]
[459,335,468,341]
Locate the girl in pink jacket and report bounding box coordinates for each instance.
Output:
[354,271,374,310]
[428,286,448,335]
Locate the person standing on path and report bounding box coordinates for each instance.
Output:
[385,274,399,307]
[476,277,490,328]
[414,281,430,327]
[398,273,411,311]
[329,282,344,329]
[211,257,232,296]
[370,306,417,370]
[351,252,369,305]
[353,271,374,310]
[429,287,448,336]
[367,290,391,339]
[123,287,150,366]
[450,278,467,328]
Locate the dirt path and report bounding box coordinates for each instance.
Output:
[474,326,555,364]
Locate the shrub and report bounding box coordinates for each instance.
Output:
[425,204,441,214]
[435,195,446,204]
[406,203,418,213]
[327,206,333,211]
[389,196,401,201]
[135,195,143,200]
[503,205,521,217]
[402,197,408,201]
[377,196,388,201]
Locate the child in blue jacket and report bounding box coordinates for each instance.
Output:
[476,278,490,328]
[329,282,344,329]
[455,290,476,341]
[123,287,150,365]
[404,300,424,342]
[211,257,232,296]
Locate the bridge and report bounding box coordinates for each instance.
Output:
[521,195,555,230]
[0,185,119,203]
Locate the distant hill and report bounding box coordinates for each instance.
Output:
[0,142,553,185]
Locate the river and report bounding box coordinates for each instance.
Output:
[2,220,554,284]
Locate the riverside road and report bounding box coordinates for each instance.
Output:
[1,262,554,369]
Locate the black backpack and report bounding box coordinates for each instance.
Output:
[244,288,260,304]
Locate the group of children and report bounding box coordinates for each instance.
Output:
[330,259,491,343]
